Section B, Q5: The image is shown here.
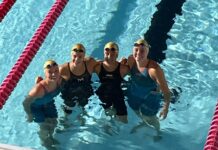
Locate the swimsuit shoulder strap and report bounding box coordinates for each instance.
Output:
[84,61,90,75]
[38,82,48,94]
[147,59,158,69]
[67,62,74,77]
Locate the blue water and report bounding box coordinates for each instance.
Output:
[0,0,218,150]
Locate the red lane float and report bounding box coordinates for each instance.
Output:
[0,0,68,109]
[0,0,16,22]
[204,102,218,150]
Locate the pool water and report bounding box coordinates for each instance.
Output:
[0,0,218,150]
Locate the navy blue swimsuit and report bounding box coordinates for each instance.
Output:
[31,83,60,123]
[96,62,127,116]
[61,62,93,113]
[127,61,161,116]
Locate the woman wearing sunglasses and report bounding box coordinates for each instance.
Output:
[94,42,129,123]
[60,43,98,115]
[23,60,63,149]
[124,39,171,140]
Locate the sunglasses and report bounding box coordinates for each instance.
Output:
[105,48,117,52]
[44,62,58,69]
[134,43,150,48]
[72,49,84,53]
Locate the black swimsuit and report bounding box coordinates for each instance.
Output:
[61,62,93,114]
[96,62,127,116]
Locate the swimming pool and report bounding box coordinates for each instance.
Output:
[0,0,218,150]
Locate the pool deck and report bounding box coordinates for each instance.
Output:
[0,143,32,150]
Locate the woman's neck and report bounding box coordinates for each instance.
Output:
[103,60,118,71]
[136,58,149,68]
[71,61,83,67]
[104,59,117,66]
[44,79,58,92]
[70,61,86,76]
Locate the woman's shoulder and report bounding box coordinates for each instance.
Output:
[127,55,135,68]
[128,55,134,60]
[59,62,69,70]
[84,56,96,62]
[148,59,159,69]
[84,57,100,66]
[28,82,45,98]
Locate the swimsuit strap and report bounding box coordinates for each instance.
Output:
[38,82,49,94]
[100,61,104,71]
[116,62,121,73]
[83,61,90,75]
[145,59,150,68]
[67,62,73,77]
[68,62,88,77]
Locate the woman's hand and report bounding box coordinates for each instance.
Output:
[120,57,127,65]
[26,114,33,122]
[159,106,169,120]
[35,76,43,83]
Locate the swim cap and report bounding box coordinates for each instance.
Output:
[43,60,58,69]
[134,39,150,47]
[104,42,119,51]
[71,43,86,53]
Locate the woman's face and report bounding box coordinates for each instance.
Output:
[104,45,118,62]
[71,46,85,64]
[133,43,149,61]
[44,62,60,81]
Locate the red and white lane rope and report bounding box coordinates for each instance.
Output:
[0,0,16,22]
[0,0,69,109]
[204,102,218,150]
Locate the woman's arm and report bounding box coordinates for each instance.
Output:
[127,55,135,69]
[23,84,44,122]
[59,63,70,81]
[149,66,171,119]
[93,60,102,75]
[85,57,101,74]
[120,64,130,78]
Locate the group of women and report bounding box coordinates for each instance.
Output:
[23,39,172,147]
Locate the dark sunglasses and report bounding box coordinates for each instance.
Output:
[72,49,84,53]
[105,48,117,52]
[44,62,58,69]
[134,43,150,48]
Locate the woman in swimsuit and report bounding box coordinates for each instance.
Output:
[23,60,63,149]
[95,42,129,123]
[60,43,98,114]
[125,39,171,139]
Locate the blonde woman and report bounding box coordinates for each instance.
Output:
[125,39,171,140]
[23,60,63,149]
[95,42,129,123]
[60,43,98,114]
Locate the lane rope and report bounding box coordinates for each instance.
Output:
[0,0,16,22]
[0,0,69,108]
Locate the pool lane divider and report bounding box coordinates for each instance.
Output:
[0,0,69,109]
[0,0,16,22]
[204,102,218,150]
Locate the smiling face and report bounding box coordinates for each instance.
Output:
[43,60,60,81]
[133,39,150,62]
[104,42,119,62]
[71,43,85,64]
